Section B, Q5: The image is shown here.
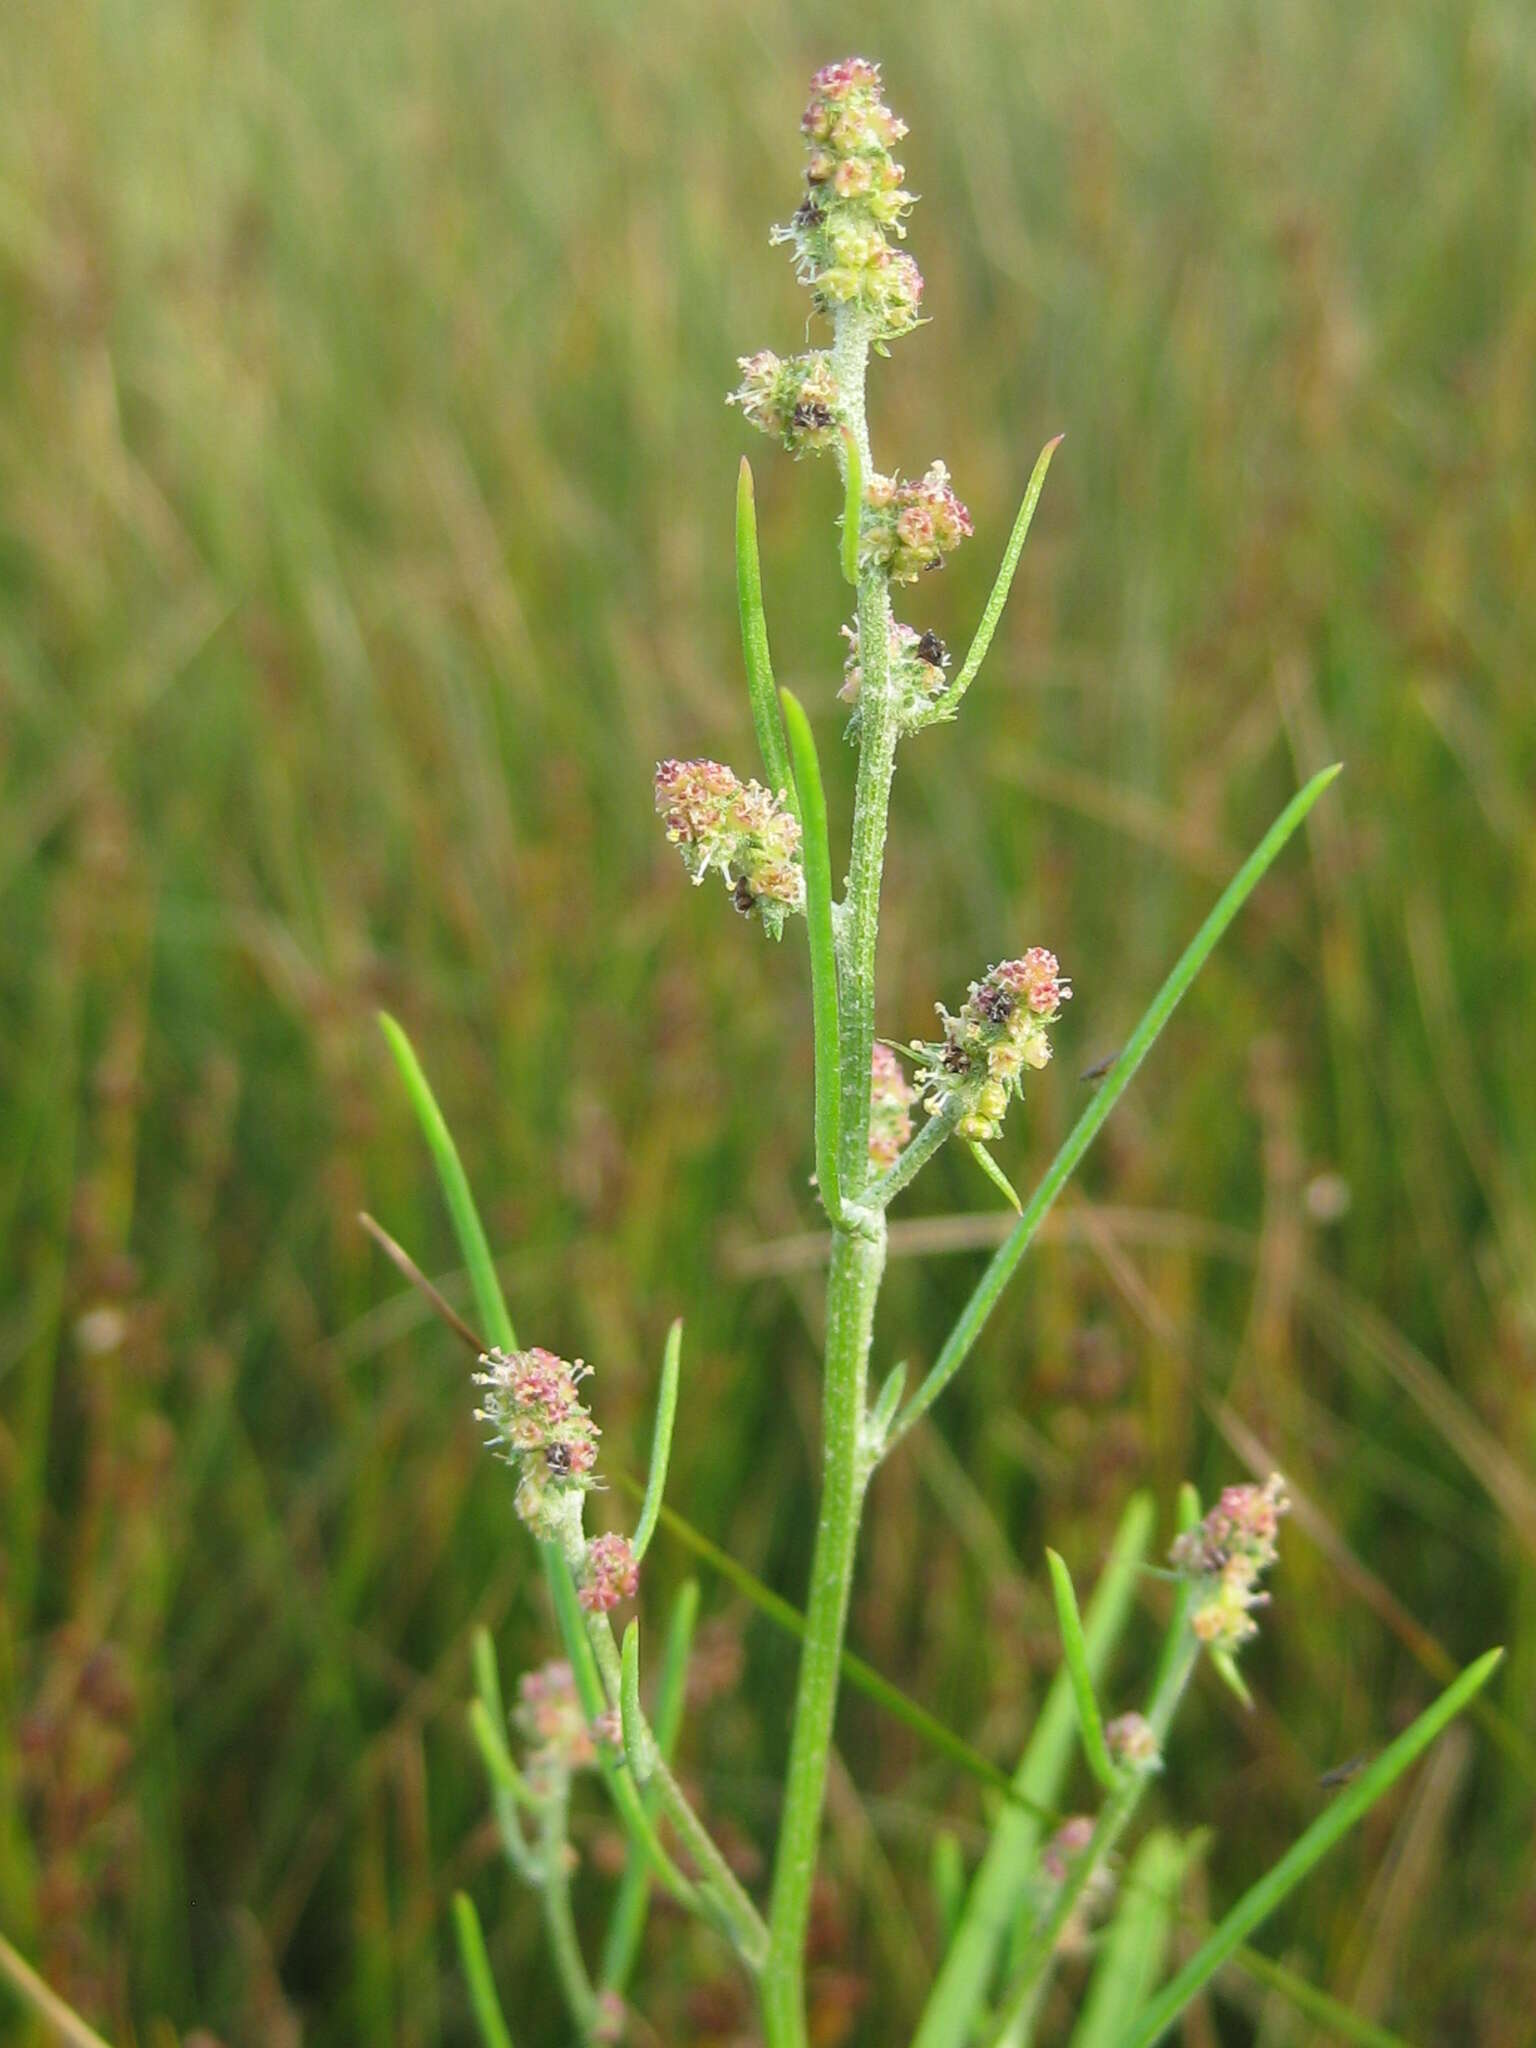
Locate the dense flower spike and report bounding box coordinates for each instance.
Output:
[729,350,842,456]
[772,58,923,341]
[1169,1475,1290,1656]
[654,758,805,939]
[868,1043,916,1170]
[579,1531,640,1613]
[840,616,949,728]
[473,1346,601,1541]
[860,462,974,582]
[912,949,1071,1141]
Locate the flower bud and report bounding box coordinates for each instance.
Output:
[654,758,806,939]
[579,1531,640,1613]
[1105,1711,1162,1774]
[913,951,1071,1140]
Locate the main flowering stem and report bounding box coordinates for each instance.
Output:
[762,310,895,2048]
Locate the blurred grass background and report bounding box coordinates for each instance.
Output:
[3,0,1534,2040]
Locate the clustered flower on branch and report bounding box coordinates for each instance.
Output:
[784,59,922,339]
[868,1044,916,1170]
[729,350,841,457]
[912,949,1071,1142]
[473,1345,641,1614]
[1170,1474,1290,1656]
[654,758,805,938]
[839,617,950,729]
[860,462,974,583]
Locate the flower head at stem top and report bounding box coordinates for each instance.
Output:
[654,758,805,939]
[474,1346,602,1542]
[912,949,1071,1141]
[1170,1473,1290,1657]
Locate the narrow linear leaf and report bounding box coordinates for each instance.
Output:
[1230,1944,1416,2048]
[910,1492,1156,2048]
[868,1359,908,1444]
[931,1832,966,1950]
[544,1550,697,1909]
[1124,1647,1505,2047]
[780,687,843,1223]
[968,1140,1023,1215]
[468,1700,535,1813]
[601,1580,701,1992]
[1069,1830,1195,2048]
[840,426,864,587]
[472,1625,506,1731]
[1046,1549,1120,1792]
[932,435,1062,719]
[452,1893,518,2048]
[0,1933,116,2048]
[632,1318,682,1562]
[892,764,1343,1446]
[378,1011,514,1351]
[736,458,795,800]
[619,1620,655,1782]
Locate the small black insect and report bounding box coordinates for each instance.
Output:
[1318,1755,1371,1790]
[793,400,834,431]
[794,195,826,225]
[941,1042,972,1076]
[1079,1050,1122,1083]
[545,1442,573,1476]
[915,629,950,669]
[731,875,757,916]
[972,983,1014,1025]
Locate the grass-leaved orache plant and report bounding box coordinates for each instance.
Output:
[374,58,1503,2048]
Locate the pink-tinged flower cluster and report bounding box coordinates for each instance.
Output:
[1037,1815,1116,1954]
[767,60,924,344]
[913,950,1071,1141]
[654,758,805,939]
[1169,1474,1290,1655]
[1105,1711,1161,1774]
[579,1531,639,1613]
[868,1044,916,1171]
[515,1661,598,1781]
[839,617,949,727]
[473,1346,601,1540]
[729,349,841,457]
[861,462,973,582]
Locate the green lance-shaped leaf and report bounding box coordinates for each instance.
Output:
[1046,1548,1120,1793]
[378,1011,515,1352]
[601,1579,700,1992]
[923,435,1063,724]
[910,1493,1155,2048]
[967,1139,1023,1216]
[452,1892,518,2048]
[840,425,864,587]
[931,1831,966,1951]
[891,764,1343,1448]
[736,458,795,803]
[1124,1647,1506,2047]
[632,1318,682,1563]
[1068,1829,1198,2048]
[780,687,843,1224]
[619,1619,657,1782]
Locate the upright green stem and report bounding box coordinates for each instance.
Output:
[540,1780,599,2040]
[762,307,897,2048]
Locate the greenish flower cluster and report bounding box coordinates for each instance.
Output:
[654,757,805,939]
[913,950,1070,1141]
[1170,1475,1289,1656]
[729,349,841,457]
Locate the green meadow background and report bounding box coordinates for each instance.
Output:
[3,0,1534,2040]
